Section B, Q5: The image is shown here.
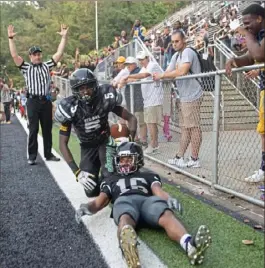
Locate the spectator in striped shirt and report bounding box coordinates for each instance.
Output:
[8,24,69,165]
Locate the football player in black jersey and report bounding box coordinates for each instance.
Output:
[54,68,137,197]
[75,142,212,267]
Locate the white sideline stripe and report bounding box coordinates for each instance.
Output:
[16,114,167,268]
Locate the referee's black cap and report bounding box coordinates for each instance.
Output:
[28,46,42,55]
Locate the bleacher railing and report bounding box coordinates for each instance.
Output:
[53,64,264,207]
[214,28,260,110]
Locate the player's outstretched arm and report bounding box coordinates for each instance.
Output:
[112,106,137,140]
[75,193,110,224]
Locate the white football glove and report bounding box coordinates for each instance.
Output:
[76,171,97,191]
[75,203,93,224]
[167,197,183,215]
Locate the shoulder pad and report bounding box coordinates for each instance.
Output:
[54,96,78,123]
[100,84,122,108]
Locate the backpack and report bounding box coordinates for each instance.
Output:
[176,47,216,92]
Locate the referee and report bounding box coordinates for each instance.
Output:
[8,24,69,165]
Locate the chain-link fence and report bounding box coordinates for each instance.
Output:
[94,38,163,81]
[53,63,264,207]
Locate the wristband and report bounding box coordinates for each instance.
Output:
[68,160,80,175]
[8,36,13,39]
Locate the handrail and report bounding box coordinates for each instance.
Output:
[126,64,264,85]
[147,1,206,35]
[215,33,261,88]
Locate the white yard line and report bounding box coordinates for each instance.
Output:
[17,114,167,268]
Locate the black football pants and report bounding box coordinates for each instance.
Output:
[3,102,11,122]
[26,97,53,160]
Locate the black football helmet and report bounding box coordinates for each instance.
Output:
[114,142,144,175]
[69,68,99,102]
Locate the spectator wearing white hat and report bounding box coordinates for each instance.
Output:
[120,57,147,146]
[121,51,163,154]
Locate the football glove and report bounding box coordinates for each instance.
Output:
[167,196,183,215]
[76,171,97,192]
[75,203,93,224]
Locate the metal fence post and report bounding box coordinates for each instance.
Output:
[212,73,222,187]
[130,84,134,115]
[220,52,225,70]
[236,72,241,89]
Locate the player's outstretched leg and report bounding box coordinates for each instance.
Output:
[118,215,141,268]
[158,210,211,265]
[187,225,212,265]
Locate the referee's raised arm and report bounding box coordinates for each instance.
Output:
[7,25,23,66]
[52,24,69,64]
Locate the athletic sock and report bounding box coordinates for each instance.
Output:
[180,234,193,253]
[260,152,265,171]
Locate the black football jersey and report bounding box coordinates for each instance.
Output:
[100,171,162,203]
[55,84,122,146]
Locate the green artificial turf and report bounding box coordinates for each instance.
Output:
[50,124,264,268]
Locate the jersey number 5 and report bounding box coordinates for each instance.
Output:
[104,93,114,99]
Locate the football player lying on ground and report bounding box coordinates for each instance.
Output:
[75,142,212,267]
[54,68,137,197]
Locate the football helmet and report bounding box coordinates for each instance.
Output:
[69,68,99,102]
[114,142,144,175]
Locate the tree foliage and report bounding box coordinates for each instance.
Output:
[0,1,187,87]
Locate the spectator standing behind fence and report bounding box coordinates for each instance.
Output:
[154,31,203,168]
[120,56,147,147]
[8,24,68,165]
[131,19,146,41]
[0,80,11,124]
[120,30,129,46]
[162,26,173,71]
[226,4,265,183]
[122,51,163,155]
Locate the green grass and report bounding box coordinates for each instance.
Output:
[50,125,264,268]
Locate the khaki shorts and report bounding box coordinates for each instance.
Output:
[135,111,145,126]
[144,105,162,124]
[257,90,265,134]
[0,103,4,112]
[179,98,202,128]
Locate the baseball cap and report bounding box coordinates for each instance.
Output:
[29,46,42,55]
[124,56,138,65]
[116,56,126,63]
[136,50,149,60]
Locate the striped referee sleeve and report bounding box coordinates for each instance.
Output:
[18,61,30,74]
[44,58,56,70]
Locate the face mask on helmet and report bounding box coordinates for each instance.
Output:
[70,68,99,103]
[115,154,138,175]
[72,80,98,102]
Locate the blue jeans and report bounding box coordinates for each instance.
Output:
[163,52,171,70]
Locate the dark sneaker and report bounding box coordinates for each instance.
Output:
[187,225,212,265]
[46,154,60,161]
[119,225,141,268]
[28,159,36,165]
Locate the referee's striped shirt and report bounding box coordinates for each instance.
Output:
[19,59,56,96]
